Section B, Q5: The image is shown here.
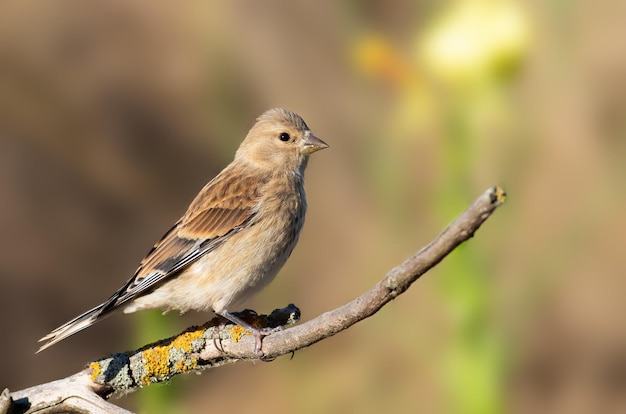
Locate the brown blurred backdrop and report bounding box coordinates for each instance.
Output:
[1,1,626,413]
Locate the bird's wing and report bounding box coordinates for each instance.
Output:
[99,173,263,314]
[37,173,264,352]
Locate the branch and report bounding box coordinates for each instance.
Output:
[3,186,506,414]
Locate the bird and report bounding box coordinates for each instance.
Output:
[37,108,328,354]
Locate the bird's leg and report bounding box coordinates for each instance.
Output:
[217,309,281,355]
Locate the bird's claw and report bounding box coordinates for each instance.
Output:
[251,325,283,357]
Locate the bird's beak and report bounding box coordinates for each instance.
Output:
[301,132,329,155]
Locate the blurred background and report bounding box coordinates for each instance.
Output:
[1,0,625,413]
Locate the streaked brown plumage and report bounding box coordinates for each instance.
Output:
[37,108,328,353]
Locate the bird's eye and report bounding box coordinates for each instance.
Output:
[279,132,291,142]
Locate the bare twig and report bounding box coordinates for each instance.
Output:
[3,186,506,414]
[4,373,132,414]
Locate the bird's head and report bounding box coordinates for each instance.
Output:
[235,108,328,174]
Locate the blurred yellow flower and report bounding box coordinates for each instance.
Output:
[419,0,531,85]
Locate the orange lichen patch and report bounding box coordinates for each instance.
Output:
[229,325,248,342]
[170,327,205,352]
[141,345,171,385]
[89,361,102,382]
[494,186,507,204]
[174,358,197,373]
[140,327,205,385]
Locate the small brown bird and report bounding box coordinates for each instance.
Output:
[37,108,328,353]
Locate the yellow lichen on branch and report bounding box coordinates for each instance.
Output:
[140,327,205,385]
[89,361,102,382]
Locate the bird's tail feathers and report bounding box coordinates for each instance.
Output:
[36,303,112,353]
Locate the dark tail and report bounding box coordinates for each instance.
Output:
[36,303,111,353]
